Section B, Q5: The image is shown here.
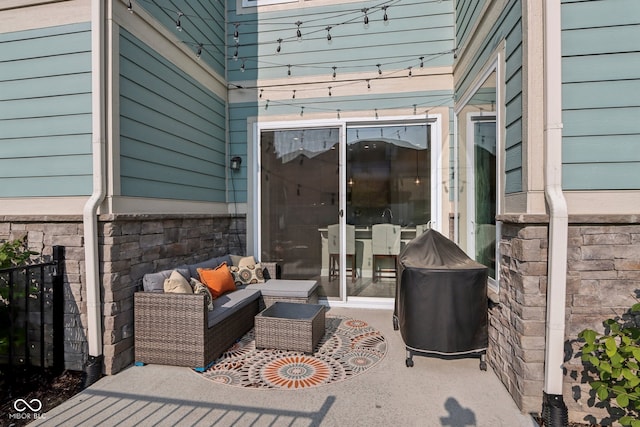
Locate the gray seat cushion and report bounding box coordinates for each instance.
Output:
[246,279,318,298]
[207,288,261,328]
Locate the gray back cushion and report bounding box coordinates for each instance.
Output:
[188,255,232,279]
[142,266,190,292]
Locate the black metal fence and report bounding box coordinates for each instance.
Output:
[0,246,65,393]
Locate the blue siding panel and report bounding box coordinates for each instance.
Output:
[561,0,640,190]
[0,23,92,197]
[455,0,523,193]
[119,30,227,202]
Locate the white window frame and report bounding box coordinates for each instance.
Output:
[454,47,504,296]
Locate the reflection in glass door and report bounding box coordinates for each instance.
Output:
[469,117,497,279]
[345,124,431,298]
[259,128,341,299]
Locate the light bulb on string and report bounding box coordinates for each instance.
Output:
[376,64,382,75]
[295,21,302,39]
[326,26,332,41]
[287,65,291,76]
[259,89,263,98]
[176,12,183,31]
[233,23,240,41]
[413,104,417,115]
[382,6,389,22]
[233,43,238,61]
[265,99,269,110]
[375,108,379,119]
[366,79,371,90]
[332,66,337,79]
[420,56,424,68]
[292,90,296,99]
[240,60,245,72]
[300,107,304,116]
[328,86,332,96]
[362,8,369,25]
[408,66,413,77]
[127,1,133,13]
[276,38,282,53]
[196,43,203,60]
[337,109,341,119]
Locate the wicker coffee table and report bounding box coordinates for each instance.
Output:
[255,302,325,353]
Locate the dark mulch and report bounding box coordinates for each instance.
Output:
[0,369,84,427]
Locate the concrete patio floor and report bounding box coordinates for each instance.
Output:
[32,307,537,427]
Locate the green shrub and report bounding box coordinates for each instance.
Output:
[579,302,640,427]
[0,237,38,269]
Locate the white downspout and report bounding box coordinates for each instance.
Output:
[83,0,106,376]
[542,0,569,423]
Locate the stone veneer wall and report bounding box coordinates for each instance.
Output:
[0,214,245,375]
[489,215,640,424]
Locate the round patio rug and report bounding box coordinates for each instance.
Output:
[197,315,387,389]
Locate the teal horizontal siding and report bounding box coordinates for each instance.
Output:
[119,30,227,202]
[133,0,226,75]
[561,0,640,190]
[228,0,454,81]
[563,135,640,163]
[455,0,523,194]
[455,0,487,51]
[0,23,92,197]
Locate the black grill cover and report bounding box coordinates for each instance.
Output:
[394,229,488,354]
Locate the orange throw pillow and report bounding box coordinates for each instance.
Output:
[197,263,236,299]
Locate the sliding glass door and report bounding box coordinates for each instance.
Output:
[259,127,342,299]
[257,119,437,303]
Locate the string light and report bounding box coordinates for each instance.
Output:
[375,108,379,119]
[276,38,282,53]
[295,21,302,39]
[287,64,291,76]
[233,23,240,41]
[259,89,263,98]
[265,99,269,110]
[366,80,371,90]
[362,8,369,25]
[240,59,245,72]
[233,43,238,61]
[176,12,183,32]
[413,104,417,115]
[332,66,337,79]
[408,66,413,77]
[328,86,332,96]
[377,64,382,75]
[326,26,332,41]
[420,56,424,68]
[196,43,203,60]
[337,109,341,119]
[300,106,304,116]
[292,90,296,99]
[127,0,133,13]
[382,6,389,22]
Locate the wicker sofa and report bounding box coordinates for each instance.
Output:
[134,256,279,371]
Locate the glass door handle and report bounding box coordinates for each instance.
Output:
[339,209,344,217]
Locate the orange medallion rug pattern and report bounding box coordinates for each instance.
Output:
[198,316,387,389]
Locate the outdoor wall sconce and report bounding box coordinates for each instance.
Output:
[230,156,242,171]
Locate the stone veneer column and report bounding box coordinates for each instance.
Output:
[488,217,549,413]
[490,215,640,423]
